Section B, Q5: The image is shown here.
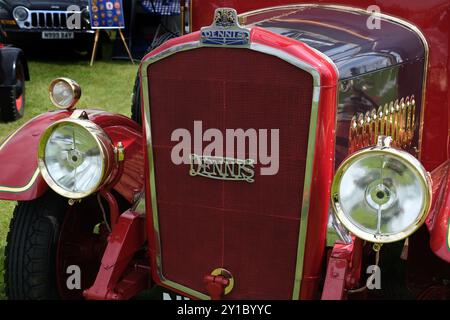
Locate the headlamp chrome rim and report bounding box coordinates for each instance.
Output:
[331,146,432,244]
[49,78,81,110]
[12,6,28,21]
[37,118,114,199]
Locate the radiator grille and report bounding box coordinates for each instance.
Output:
[15,9,85,30]
[146,47,314,299]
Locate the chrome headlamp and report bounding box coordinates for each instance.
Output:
[38,119,115,199]
[49,78,81,110]
[331,136,432,243]
[12,6,28,21]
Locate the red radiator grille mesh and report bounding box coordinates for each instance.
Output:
[147,47,313,299]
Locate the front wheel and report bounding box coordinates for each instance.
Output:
[4,192,107,300]
[5,192,67,299]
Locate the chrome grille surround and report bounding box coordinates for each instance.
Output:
[13,7,87,30]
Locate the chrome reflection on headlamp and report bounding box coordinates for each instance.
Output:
[331,136,432,243]
[12,6,28,21]
[49,78,81,110]
[38,119,115,199]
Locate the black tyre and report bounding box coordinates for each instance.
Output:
[131,72,142,125]
[0,59,25,122]
[4,192,68,300]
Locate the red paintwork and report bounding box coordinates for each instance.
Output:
[252,27,339,297]
[188,1,450,298]
[103,123,145,203]
[0,111,70,200]
[2,1,448,301]
[301,84,336,299]
[84,210,148,300]
[427,160,450,263]
[101,190,120,226]
[56,198,108,299]
[15,94,23,112]
[321,238,364,300]
[150,48,313,298]
[204,275,229,300]
[191,0,450,172]
[0,109,144,203]
[142,27,338,299]
[321,242,354,300]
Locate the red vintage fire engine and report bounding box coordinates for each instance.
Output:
[0,1,449,300]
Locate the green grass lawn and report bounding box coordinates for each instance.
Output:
[0,60,138,299]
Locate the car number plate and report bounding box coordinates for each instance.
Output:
[42,31,75,40]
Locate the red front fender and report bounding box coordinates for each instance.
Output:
[0,109,144,203]
[427,160,450,263]
[0,111,70,200]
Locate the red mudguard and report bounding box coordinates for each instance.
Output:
[0,109,144,203]
[427,160,450,263]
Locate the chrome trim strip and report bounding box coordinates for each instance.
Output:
[189,1,193,33]
[327,210,353,246]
[239,4,318,19]
[141,46,212,300]
[142,41,201,66]
[141,32,337,300]
[447,220,450,252]
[291,84,320,299]
[0,168,40,193]
[250,43,320,86]
[0,113,46,193]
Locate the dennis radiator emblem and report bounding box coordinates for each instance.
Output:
[200,8,250,46]
[189,154,255,183]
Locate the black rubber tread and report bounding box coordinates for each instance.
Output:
[130,72,142,125]
[4,192,68,300]
[0,85,22,122]
[0,59,25,122]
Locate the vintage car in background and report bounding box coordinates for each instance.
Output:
[0,0,449,300]
[0,0,92,47]
[0,25,29,121]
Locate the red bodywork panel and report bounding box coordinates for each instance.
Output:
[321,238,363,300]
[188,0,450,298]
[142,28,338,299]
[191,0,450,172]
[0,111,69,200]
[0,110,144,203]
[427,160,450,263]
[149,48,313,299]
[84,210,149,300]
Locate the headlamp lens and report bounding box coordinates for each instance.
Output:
[51,81,74,108]
[49,78,81,110]
[38,120,114,199]
[13,7,28,21]
[332,146,431,243]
